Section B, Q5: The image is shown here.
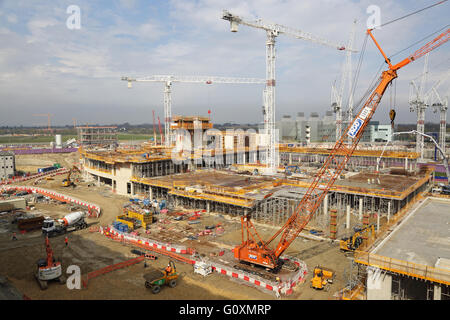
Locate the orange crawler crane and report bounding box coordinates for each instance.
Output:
[234,26,450,271]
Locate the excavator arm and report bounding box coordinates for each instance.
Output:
[234,27,450,269]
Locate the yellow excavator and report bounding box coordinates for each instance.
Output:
[339,224,375,252]
[62,166,81,187]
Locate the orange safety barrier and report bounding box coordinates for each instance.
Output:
[82,255,145,288]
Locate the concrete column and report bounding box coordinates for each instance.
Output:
[387,202,391,222]
[377,212,380,233]
[405,157,408,170]
[131,182,134,196]
[149,187,153,200]
[206,201,210,213]
[323,194,328,217]
[434,284,441,300]
[346,205,350,230]
[359,198,363,221]
[289,153,292,164]
[367,272,392,300]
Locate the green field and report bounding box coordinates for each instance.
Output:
[0,134,157,144]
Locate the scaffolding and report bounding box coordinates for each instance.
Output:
[77,126,118,147]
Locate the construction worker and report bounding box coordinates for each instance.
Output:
[64,236,68,247]
[164,264,172,276]
[12,232,17,241]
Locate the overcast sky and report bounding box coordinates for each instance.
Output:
[0,0,448,127]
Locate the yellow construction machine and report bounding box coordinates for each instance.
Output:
[310,266,335,291]
[62,166,81,187]
[339,224,375,252]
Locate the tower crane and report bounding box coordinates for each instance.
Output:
[233,26,450,270]
[331,20,357,143]
[409,53,430,159]
[33,113,54,134]
[122,75,266,147]
[428,72,450,158]
[222,10,351,174]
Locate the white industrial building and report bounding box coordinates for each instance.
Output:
[277,112,392,143]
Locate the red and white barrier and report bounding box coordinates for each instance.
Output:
[0,168,68,186]
[99,225,307,297]
[210,258,307,297]
[0,185,101,218]
[101,225,189,254]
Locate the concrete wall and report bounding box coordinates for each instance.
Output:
[113,163,132,195]
[366,270,392,300]
[84,163,131,196]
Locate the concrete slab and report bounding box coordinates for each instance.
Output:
[374,198,450,266]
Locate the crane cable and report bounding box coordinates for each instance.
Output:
[389,24,450,60]
[380,0,448,29]
[348,33,369,113]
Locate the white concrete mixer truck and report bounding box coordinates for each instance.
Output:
[42,211,88,237]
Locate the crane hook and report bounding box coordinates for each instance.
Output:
[389,109,396,129]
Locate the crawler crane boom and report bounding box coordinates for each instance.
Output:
[234,27,450,270]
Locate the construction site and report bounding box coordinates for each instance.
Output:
[0,2,449,303]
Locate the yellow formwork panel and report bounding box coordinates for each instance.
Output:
[127,210,152,229]
[116,215,134,230]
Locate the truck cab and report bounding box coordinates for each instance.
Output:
[42,218,57,234]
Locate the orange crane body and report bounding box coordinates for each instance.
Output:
[234,28,450,270]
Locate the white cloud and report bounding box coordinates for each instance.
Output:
[6,14,17,23]
[0,0,448,126]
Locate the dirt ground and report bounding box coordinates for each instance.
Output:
[14,152,80,173]
[0,152,352,300]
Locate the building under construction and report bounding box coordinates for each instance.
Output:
[77,126,118,147]
[79,132,434,241]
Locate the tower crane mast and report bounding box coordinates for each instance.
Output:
[428,72,450,158]
[409,53,430,159]
[331,20,357,142]
[122,75,265,147]
[222,10,351,173]
[234,27,450,270]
